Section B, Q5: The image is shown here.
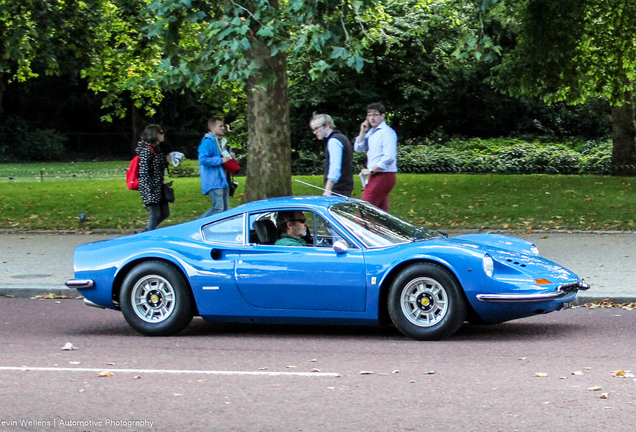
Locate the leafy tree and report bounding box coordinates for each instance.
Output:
[491,0,636,175]
[0,0,99,114]
[79,0,374,201]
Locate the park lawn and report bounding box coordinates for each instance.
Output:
[0,173,634,231]
[0,161,128,181]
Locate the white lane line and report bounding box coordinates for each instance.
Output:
[0,366,339,377]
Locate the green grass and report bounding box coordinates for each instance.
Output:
[0,161,128,182]
[0,170,634,231]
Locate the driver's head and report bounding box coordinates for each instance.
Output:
[276,211,307,239]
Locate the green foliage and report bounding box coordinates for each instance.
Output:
[289,138,612,176]
[0,117,68,161]
[15,129,68,162]
[398,146,471,173]
[579,141,613,175]
[168,159,198,178]
[495,0,636,105]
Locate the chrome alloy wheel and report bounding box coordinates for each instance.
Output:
[400,277,448,327]
[131,275,176,323]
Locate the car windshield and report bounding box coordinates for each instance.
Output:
[330,202,439,247]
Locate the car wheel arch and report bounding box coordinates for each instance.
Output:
[113,258,198,315]
[377,258,473,325]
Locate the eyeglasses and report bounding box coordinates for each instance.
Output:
[290,218,306,224]
[367,113,382,118]
[311,125,325,132]
[158,131,164,134]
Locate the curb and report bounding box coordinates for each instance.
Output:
[0,286,79,298]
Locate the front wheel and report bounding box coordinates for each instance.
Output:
[388,263,466,341]
[120,261,194,336]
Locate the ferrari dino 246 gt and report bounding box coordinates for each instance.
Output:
[67,196,589,340]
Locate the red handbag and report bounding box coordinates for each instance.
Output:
[223,158,241,174]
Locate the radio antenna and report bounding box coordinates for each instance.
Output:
[294,179,349,199]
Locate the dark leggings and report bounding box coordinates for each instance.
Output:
[144,201,170,231]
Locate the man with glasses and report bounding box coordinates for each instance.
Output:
[309,113,354,197]
[275,211,309,246]
[354,103,398,211]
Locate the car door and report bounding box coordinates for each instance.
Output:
[187,214,245,315]
[235,211,367,312]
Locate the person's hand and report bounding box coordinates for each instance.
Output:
[361,168,371,176]
[322,190,332,196]
[230,152,236,159]
[360,120,371,134]
[222,156,232,163]
[225,124,231,132]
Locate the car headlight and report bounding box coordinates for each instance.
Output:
[530,244,540,255]
[482,254,494,277]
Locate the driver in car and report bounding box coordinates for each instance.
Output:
[275,211,308,246]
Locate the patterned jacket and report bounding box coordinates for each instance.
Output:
[137,141,167,205]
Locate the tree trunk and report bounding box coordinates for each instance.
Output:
[243,38,292,202]
[610,90,636,176]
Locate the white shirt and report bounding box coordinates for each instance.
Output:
[354,121,398,172]
[326,136,344,182]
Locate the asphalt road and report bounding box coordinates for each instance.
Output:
[1,298,635,431]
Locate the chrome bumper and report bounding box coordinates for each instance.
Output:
[477,280,590,303]
[65,279,94,289]
[83,298,105,309]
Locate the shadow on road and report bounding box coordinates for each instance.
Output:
[65,314,581,342]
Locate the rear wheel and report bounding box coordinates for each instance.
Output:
[388,263,466,340]
[120,261,193,336]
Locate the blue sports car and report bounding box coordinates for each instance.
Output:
[66,196,589,340]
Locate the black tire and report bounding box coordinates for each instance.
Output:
[120,261,194,336]
[388,263,466,341]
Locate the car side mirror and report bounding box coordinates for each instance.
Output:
[333,240,348,254]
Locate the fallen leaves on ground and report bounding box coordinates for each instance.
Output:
[30,293,73,300]
[535,373,548,377]
[98,371,113,377]
[359,371,373,375]
[613,370,635,378]
[580,299,636,310]
[61,342,77,351]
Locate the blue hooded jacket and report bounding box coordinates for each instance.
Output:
[198,132,229,195]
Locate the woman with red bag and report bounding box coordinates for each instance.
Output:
[137,124,172,231]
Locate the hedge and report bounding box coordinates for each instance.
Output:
[170,138,613,177]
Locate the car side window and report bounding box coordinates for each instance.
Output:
[315,215,353,248]
[202,215,244,244]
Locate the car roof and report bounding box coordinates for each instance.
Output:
[231,195,362,213]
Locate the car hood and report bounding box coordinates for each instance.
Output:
[439,233,577,284]
[448,233,537,255]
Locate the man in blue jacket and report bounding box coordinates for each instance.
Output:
[199,116,232,218]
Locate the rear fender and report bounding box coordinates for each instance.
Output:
[112,256,198,315]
